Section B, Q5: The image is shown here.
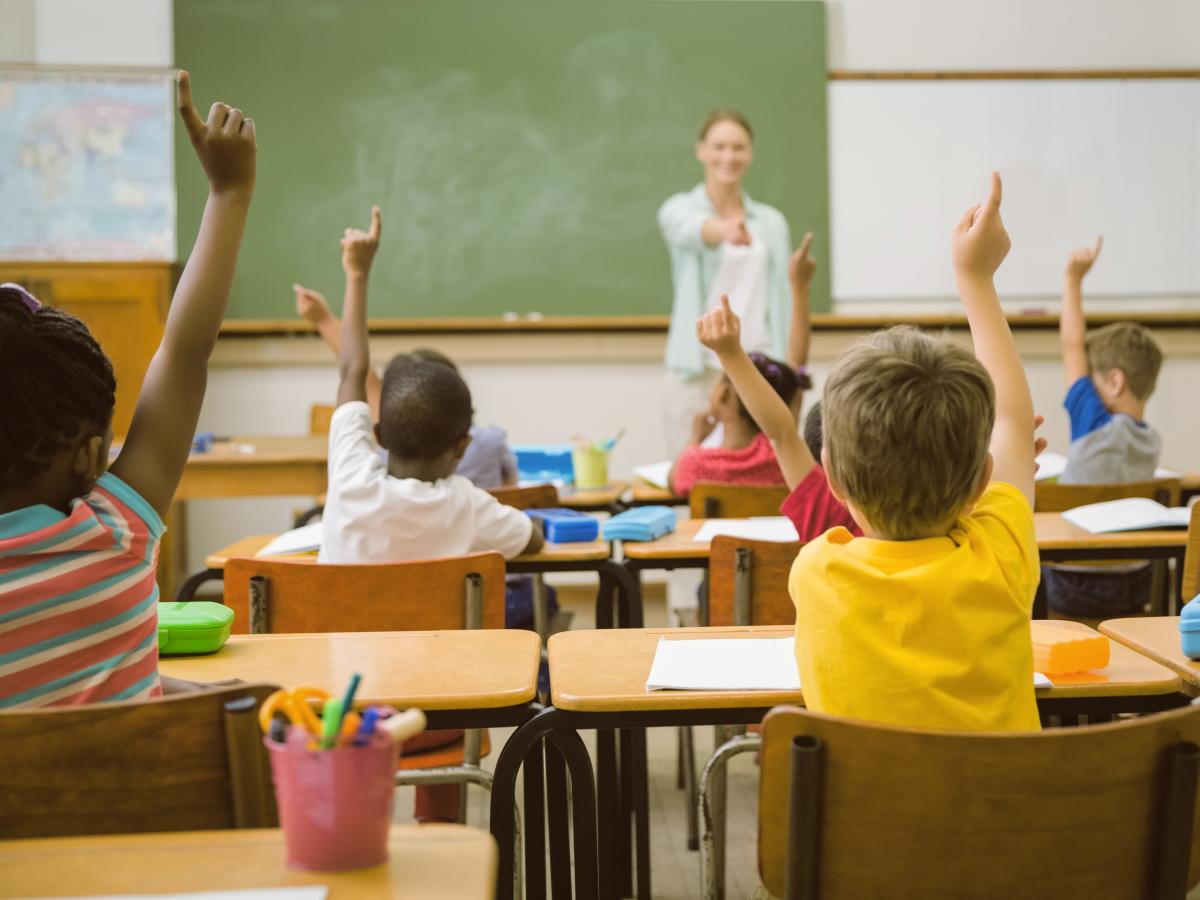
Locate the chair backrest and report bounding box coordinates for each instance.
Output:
[709,535,801,626]
[1184,502,1200,604]
[309,403,335,436]
[487,483,558,510]
[1034,477,1181,513]
[223,552,507,634]
[759,703,1200,900]
[0,683,279,839]
[689,481,790,519]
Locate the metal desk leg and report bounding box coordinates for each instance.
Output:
[523,737,547,900]
[596,728,620,899]
[545,739,573,899]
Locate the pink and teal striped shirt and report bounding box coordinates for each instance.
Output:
[0,472,164,707]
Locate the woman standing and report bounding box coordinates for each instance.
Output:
[658,108,796,459]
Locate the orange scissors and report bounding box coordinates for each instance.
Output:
[258,686,329,737]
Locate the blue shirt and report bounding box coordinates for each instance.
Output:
[658,184,792,377]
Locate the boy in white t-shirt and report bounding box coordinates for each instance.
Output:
[321,206,543,821]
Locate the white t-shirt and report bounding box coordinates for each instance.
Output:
[319,402,533,564]
[703,235,771,369]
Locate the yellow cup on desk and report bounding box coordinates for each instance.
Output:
[572,446,609,490]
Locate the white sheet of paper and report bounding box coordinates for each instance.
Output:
[1061,497,1190,533]
[644,637,1057,692]
[692,517,799,544]
[255,522,323,557]
[633,461,673,490]
[1155,466,1181,479]
[1034,451,1068,482]
[646,637,801,691]
[45,889,328,900]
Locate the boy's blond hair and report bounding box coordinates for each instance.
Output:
[1086,323,1162,400]
[823,327,994,539]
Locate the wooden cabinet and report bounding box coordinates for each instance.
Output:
[0,263,170,438]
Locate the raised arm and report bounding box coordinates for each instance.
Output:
[950,172,1035,504]
[294,283,383,418]
[110,72,255,516]
[335,207,382,408]
[658,195,748,251]
[1060,236,1102,385]
[786,232,815,372]
[697,296,815,490]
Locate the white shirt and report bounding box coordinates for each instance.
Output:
[319,402,533,564]
[702,235,771,370]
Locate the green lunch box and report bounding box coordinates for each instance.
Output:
[157,601,234,655]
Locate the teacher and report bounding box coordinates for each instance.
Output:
[657,108,794,459]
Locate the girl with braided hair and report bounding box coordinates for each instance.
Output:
[0,71,256,707]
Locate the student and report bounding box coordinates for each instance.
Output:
[320,205,543,821]
[1047,236,1164,618]
[295,286,518,489]
[0,73,256,707]
[792,174,1040,730]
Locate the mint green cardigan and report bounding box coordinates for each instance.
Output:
[657,183,792,378]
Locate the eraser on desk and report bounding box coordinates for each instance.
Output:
[1031,621,1110,674]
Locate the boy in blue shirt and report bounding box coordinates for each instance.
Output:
[1049,236,1165,617]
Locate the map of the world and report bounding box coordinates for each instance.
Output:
[0,71,174,261]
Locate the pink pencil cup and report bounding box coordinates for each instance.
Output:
[266,731,399,871]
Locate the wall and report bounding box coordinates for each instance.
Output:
[5,0,1200,574]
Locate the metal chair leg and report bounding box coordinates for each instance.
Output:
[699,732,762,900]
[682,724,699,850]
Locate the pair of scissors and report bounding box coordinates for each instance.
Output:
[258,686,330,737]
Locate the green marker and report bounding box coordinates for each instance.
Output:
[319,698,344,750]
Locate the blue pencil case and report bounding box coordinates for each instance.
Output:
[1180,595,1200,659]
[527,508,601,543]
[603,506,676,542]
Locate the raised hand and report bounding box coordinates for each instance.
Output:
[294,283,332,325]
[1033,413,1048,459]
[696,295,743,357]
[719,215,751,246]
[177,71,256,199]
[341,206,382,276]
[951,172,1010,281]
[1066,235,1103,282]
[788,232,817,286]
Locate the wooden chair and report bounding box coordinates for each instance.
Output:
[689,481,791,520]
[1035,477,1182,623]
[487,482,558,510]
[758,703,1200,900]
[697,536,802,897]
[0,684,278,839]
[223,552,506,825]
[1183,501,1200,604]
[293,403,335,526]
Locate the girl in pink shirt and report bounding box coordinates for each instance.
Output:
[669,351,798,496]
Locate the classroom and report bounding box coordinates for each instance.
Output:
[2,0,1200,897]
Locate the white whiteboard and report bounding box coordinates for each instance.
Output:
[829,80,1200,305]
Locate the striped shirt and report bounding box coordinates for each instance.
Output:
[0,472,164,708]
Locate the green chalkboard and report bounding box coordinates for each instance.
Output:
[174,0,829,319]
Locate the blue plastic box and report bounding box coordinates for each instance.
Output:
[1180,595,1200,659]
[527,508,601,543]
[603,506,677,542]
[512,444,574,486]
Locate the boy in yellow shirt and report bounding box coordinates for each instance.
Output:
[704,173,1040,731]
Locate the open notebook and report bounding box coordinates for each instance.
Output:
[1035,451,1179,483]
[1061,497,1192,534]
[645,637,1052,691]
[692,517,799,544]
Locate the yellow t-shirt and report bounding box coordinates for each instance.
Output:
[790,482,1041,732]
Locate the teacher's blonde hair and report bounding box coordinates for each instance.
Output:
[699,108,753,142]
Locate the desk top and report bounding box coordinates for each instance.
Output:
[621,515,1190,562]
[204,533,610,569]
[0,825,496,900]
[187,435,329,466]
[557,481,629,510]
[160,630,540,710]
[1099,617,1200,689]
[548,622,1181,712]
[628,477,682,505]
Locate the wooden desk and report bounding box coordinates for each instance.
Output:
[160,629,541,711]
[1099,616,1200,691]
[486,620,1187,900]
[177,435,329,500]
[0,825,496,899]
[558,480,630,513]
[627,477,682,507]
